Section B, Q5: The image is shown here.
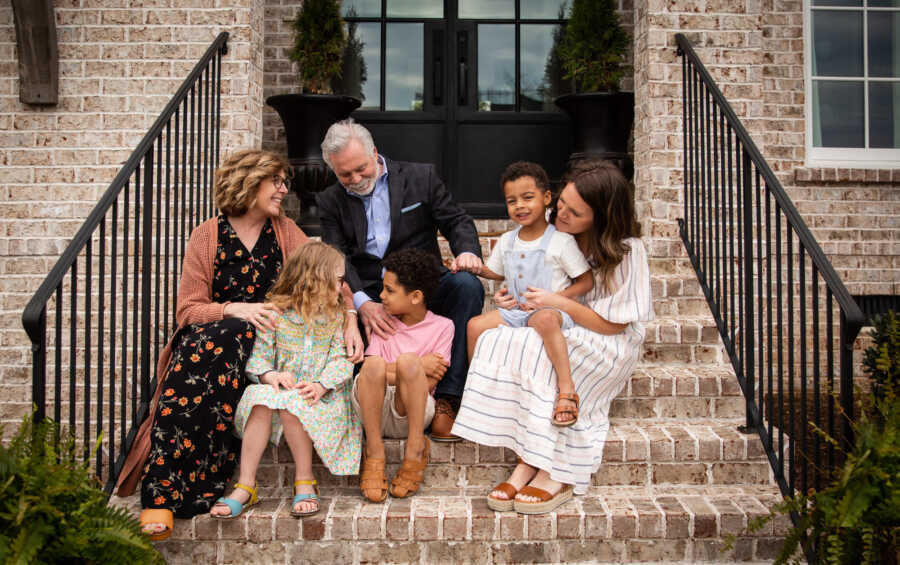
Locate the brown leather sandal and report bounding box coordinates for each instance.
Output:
[389,437,429,498]
[487,482,518,512]
[552,392,580,427]
[514,484,574,514]
[360,456,389,503]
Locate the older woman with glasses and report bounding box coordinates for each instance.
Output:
[115,149,363,540]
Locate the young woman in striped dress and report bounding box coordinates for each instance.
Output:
[451,160,654,514]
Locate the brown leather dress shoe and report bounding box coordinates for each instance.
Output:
[430,397,462,443]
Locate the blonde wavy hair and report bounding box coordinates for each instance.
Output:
[266,242,345,323]
[214,149,292,217]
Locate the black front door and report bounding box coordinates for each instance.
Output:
[340,0,573,218]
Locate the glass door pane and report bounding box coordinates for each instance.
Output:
[387,0,443,18]
[386,23,425,111]
[477,24,515,111]
[341,0,380,17]
[521,0,570,19]
[460,0,514,19]
[521,23,568,111]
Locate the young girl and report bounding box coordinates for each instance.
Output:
[464,162,593,427]
[210,242,361,519]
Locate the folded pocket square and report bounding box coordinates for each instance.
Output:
[401,202,422,213]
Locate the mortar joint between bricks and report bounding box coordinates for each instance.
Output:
[352,498,362,540]
[465,495,473,540]
[322,497,335,540]
[380,498,389,539]
[436,497,445,539]
[272,498,285,541]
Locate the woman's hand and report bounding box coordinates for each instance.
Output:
[521,286,565,311]
[343,318,364,363]
[493,286,518,310]
[260,370,295,391]
[297,382,327,405]
[224,302,282,331]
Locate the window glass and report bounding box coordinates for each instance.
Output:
[812,81,864,147]
[869,0,900,6]
[477,24,515,111]
[341,0,380,18]
[811,0,861,5]
[868,12,900,78]
[520,24,568,111]
[385,24,424,111]
[521,0,570,19]
[351,23,380,110]
[870,83,900,148]
[460,0,514,19]
[811,11,863,77]
[387,0,443,18]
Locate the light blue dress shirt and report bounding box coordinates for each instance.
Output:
[346,155,390,309]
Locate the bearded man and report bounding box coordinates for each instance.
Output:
[317,118,484,442]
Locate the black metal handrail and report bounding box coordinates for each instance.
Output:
[675,34,866,505]
[21,32,228,493]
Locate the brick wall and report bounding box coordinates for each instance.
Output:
[0,0,266,429]
[633,0,899,295]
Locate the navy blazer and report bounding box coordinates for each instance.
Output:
[317,158,482,299]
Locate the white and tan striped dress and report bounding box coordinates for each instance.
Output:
[452,237,654,494]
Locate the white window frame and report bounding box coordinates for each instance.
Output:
[804,0,900,167]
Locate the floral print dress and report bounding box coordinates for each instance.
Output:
[141,216,282,518]
[237,310,361,475]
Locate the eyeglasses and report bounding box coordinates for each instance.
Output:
[272,175,291,190]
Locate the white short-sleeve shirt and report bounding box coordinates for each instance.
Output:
[486,227,591,293]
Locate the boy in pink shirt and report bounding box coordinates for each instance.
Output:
[351,249,454,502]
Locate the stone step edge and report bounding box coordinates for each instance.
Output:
[128,488,790,545]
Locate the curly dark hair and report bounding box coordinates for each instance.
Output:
[382,249,442,303]
[499,161,551,194]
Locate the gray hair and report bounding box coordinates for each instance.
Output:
[321,118,376,168]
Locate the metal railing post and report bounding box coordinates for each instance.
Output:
[739,149,755,434]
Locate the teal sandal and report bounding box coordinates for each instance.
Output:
[291,479,320,517]
[212,482,259,519]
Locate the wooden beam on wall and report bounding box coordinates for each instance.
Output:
[11,0,58,105]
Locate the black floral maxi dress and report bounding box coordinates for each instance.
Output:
[141,216,283,518]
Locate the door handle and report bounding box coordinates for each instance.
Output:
[457,30,468,106]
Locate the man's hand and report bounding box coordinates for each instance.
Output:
[343,320,364,363]
[260,370,295,391]
[421,353,448,393]
[359,301,396,340]
[452,252,483,275]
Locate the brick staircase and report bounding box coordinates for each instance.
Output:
[111,266,791,563]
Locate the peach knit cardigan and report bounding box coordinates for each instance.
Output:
[116,214,307,496]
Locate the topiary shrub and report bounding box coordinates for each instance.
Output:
[289,0,346,94]
[0,415,165,565]
[557,0,630,92]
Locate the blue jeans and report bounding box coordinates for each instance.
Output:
[429,271,484,399]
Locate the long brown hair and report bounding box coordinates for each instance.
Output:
[561,159,642,292]
[266,242,345,322]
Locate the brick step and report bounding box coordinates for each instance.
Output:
[123,484,788,564]
[248,420,779,497]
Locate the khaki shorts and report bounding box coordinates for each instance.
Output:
[350,377,435,439]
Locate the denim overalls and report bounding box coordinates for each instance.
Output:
[498,224,575,330]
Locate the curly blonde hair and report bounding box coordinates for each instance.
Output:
[214,149,292,217]
[266,241,345,323]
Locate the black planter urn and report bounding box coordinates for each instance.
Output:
[555,91,635,180]
[266,93,361,234]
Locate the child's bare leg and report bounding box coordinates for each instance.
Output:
[210,404,270,516]
[527,310,576,424]
[280,410,318,514]
[394,353,428,461]
[357,356,387,459]
[467,310,505,361]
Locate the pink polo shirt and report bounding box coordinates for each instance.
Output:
[365,310,454,364]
